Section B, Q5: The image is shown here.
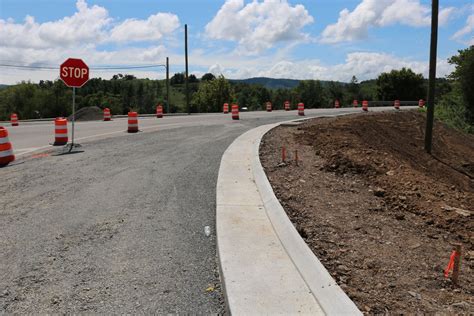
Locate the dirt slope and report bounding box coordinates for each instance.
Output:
[260,110,473,314]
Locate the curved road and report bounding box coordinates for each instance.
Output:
[1,108,398,313]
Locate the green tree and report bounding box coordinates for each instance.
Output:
[376,68,425,101]
[192,75,232,112]
[347,75,360,102]
[201,73,216,81]
[448,45,474,124]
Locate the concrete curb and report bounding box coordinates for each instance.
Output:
[216,116,362,315]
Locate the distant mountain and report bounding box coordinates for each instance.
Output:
[230,77,300,89]
[0,84,9,90]
[230,77,350,89]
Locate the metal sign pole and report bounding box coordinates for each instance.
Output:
[72,87,75,148]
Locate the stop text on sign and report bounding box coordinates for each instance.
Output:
[61,67,88,79]
[60,58,89,88]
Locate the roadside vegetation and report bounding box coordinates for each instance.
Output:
[0,46,472,133]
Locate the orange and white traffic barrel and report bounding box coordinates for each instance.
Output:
[0,126,15,167]
[223,103,229,114]
[231,104,239,120]
[362,100,369,111]
[266,102,272,112]
[11,113,19,126]
[53,117,68,146]
[128,112,138,133]
[394,100,400,110]
[298,102,305,116]
[353,100,359,108]
[335,100,340,108]
[103,108,111,121]
[156,104,163,118]
[418,99,425,108]
[284,101,290,111]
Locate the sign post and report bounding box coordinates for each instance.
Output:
[59,58,89,152]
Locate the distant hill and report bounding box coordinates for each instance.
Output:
[0,84,9,90]
[230,77,300,89]
[230,77,351,89]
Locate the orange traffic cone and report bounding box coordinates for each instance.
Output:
[362,100,369,111]
[156,104,163,118]
[284,101,290,111]
[231,104,239,120]
[335,100,340,108]
[223,103,229,114]
[394,100,400,110]
[298,102,305,116]
[353,100,359,108]
[11,113,19,126]
[0,126,15,167]
[53,118,68,146]
[128,112,139,133]
[418,99,425,108]
[103,108,111,121]
[266,101,272,112]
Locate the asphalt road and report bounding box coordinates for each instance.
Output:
[0,107,403,313]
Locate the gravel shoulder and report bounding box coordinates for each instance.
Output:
[260,110,473,314]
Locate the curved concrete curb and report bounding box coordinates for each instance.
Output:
[216,117,362,315]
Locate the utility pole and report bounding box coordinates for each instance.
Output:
[185,24,190,115]
[166,57,170,114]
[424,0,439,154]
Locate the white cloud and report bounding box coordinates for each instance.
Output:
[202,52,454,82]
[0,0,111,49]
[0,0,179,50]
[109,13,180,42]
[205,0,314,55]
[321,0,455,44]
[452,14,474,45]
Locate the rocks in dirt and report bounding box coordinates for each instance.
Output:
[386,170,395,176]
[374,187,386,197]
[408,291,421,300]
[442,205,471,217]
[395,213,405,220]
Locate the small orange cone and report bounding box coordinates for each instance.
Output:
[0,126,15,167]
[298,102,305,116]
[156,104,163,118]
[284,101,290,111]
[223,103,229,114]
[103,108,111,121]
[266,101,272,112]
[418,99,425,108]
[11,113,19,126]
[394,100,400,110]
[362,100,369,111]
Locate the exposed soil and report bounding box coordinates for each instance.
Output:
[260,110,473,314]
[68,106,103,121]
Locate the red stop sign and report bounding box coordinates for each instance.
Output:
[60,58,89,87]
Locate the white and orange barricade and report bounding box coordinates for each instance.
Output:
[353,100,359,108]
[298,102,305,116]
[103,108,111,121]
[54,117,68,146]
[231,104,239,120]
[394,100,400,110]
[223,103,229,114]
[10,113,19,126]
[335,100,340,108]
[0,126,15,167]
[266,102,272,112]
[284,101,290,111]
[418,99,425,108]
[128,112,138,133]
[156,104,163,118]
[362,100,369,112]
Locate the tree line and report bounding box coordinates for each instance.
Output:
[0,46,472,133]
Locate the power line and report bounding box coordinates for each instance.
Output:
[0,63,166,70]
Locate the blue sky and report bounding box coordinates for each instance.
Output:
[0,0,473,84]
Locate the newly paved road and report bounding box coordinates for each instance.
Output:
[1,108,399,313]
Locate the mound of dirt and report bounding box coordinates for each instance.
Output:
[68,106,103,121]
[260,110,473,314]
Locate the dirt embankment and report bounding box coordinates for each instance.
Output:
[260,110,473,314]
